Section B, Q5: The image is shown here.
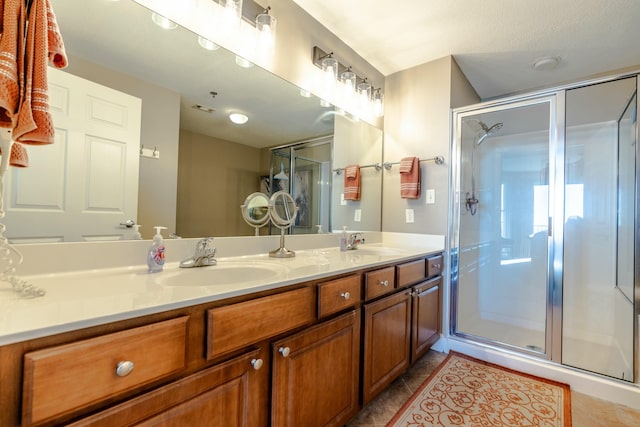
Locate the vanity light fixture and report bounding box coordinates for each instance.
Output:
[197,36,220,51]
[235,55,254,68]
[151,12,177,30]
[229,113,249,124]
[220,0,243,29]
[340,67,357,102]
[312,46,384,118]
[373,89,384,117]
[255,6,276,50]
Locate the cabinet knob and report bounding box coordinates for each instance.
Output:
[116,360,134,377]
[251,358,264,370]
[278,346,291,358]
[379,280,389,287]
[340,291,351,300]
[432,263,441,270]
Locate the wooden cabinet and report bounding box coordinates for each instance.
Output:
[22,316,189,426]
[68,348,269,427]
[411,277,441,363]
[272,310,361,427]
[362,291,411,404]
[317,274,361,318]
[364,266,395,300]
[207,287,315,360]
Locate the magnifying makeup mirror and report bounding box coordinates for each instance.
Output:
[240,192,271,236]
[268,191,298,258]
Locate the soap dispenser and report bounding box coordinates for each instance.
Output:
[132,224,142,240]
[340,226,348,251]
[147,226,167,273]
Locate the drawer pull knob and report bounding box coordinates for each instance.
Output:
[116,361,134,377]
[432,264,441,269]
[379,280,389,287]
[278,347,291,358]
[251,358,264,370]
[341,291,351,300]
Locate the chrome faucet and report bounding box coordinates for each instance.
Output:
[180,237,217,268]
[346,233,364,250]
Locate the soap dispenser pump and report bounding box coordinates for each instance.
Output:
[132,224,142,240]
[147,226,167,273]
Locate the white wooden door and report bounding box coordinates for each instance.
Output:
[2,67,142,242]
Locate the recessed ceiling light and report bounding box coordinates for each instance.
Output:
[151,13,177,30]
[192,104,215,113]
[533,56,561,71]
[299,89,311,98]
[229,113,248,124]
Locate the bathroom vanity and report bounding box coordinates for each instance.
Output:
[0,236,443,426]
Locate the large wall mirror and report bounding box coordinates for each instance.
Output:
[2,0,383,242]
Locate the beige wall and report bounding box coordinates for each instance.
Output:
[177,130,262,237]
[64,54,181,239]
[382,56,479,235]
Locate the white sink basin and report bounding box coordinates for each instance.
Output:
[157,262,286,287]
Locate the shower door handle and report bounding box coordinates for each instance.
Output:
[548,217,552,237]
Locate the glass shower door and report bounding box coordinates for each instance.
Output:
[453,97,555,355]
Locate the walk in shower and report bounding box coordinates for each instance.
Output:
[269,136,332,234]
[451,75,639,384]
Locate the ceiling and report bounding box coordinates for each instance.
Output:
[291,0,640,99]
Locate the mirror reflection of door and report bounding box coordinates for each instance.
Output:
[3,68,141,243]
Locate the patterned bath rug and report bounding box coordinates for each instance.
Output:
[387,351,571,427]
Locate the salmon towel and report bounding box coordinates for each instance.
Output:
[0,0,26,128]
[14,0,67,145]
[344,164,361,201]
[400,157,421,199]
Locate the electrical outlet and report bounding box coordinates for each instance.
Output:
[341,193,347,206]
[426,189,435,204]
[405,209,414,223]
[354,209,362,222]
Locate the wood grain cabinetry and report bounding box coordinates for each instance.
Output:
[411,277,441,363]
[362,291,411,404]
[317,274,361,318]
[68,348,268,427]
[272,310,361,427]
[22,316,189,426]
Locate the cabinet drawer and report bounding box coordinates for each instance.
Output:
[207,287,314,359]
[364,266,396,300]
[22,316,189,426]
[318,274,361,318]
[396,259,426,287]
[427,254,443,278]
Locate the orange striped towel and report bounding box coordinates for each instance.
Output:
[14,0,67,145]
[344,164,361,201]
[400,157,421,199]
[0,0,26,128]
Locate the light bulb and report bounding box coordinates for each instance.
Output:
[197,36,219,51]
[229,113,248,124]
[373,90,384,117]
[151,13,177,30]
[256,12,276,51]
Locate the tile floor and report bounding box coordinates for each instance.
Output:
[346,350,640,427]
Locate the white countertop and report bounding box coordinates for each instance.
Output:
[0,233,444,345]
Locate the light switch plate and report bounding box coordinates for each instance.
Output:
[405,209,414,223]
[354,209,362,222]
[341,193,347,206]
[426,189,435,204]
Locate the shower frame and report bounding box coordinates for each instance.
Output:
[449,71,640,385]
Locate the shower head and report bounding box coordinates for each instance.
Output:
[476,121,503,146]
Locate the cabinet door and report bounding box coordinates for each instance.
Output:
[68,349,268,427]
[411,277,441,363]
[271,310,361,427]
[362,291,411,404]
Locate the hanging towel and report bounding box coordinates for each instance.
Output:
[343,164,361,201]
[14,0,67,145]
[0,141,28,167]
[400,156,421,199]
[0,0,26,127]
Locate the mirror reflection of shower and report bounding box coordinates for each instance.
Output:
[464,119,504,215]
